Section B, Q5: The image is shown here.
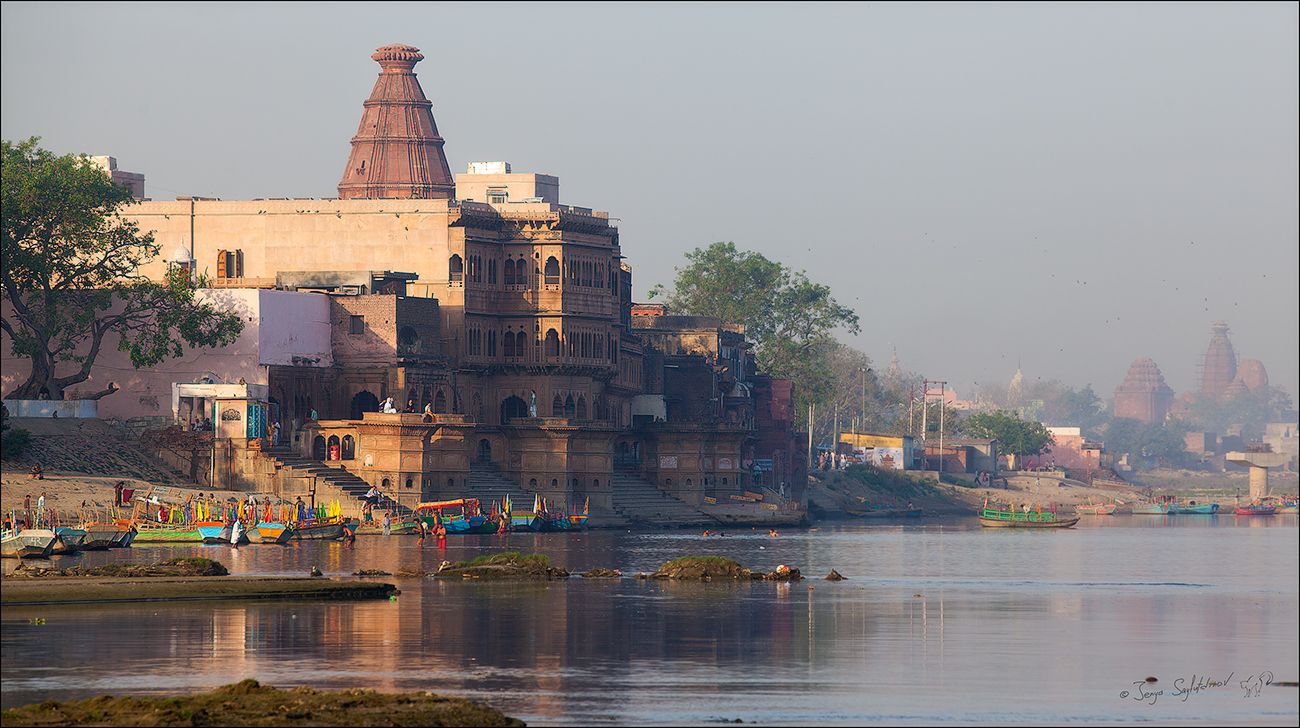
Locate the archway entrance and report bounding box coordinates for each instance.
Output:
[350,390,379,419]
[477,439,492,463]
[500,396,528,423]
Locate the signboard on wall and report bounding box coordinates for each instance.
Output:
[868,447,906,470]
[718,458,733,470]
[658,455,678,469]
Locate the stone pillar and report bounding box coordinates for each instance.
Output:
[1249,465,1268,500]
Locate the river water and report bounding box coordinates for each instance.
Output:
[2,516,1297,725]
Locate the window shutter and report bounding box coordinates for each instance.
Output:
[235,250,244,278]
[216,250,227,278]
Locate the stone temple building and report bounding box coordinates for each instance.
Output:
[2,44,806,522]
[1114,357,1175,424]
[1199,321,1238,399]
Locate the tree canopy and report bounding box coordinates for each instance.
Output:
[649,241,860,417]
[963,410,1055,456]
[2,137,243,400]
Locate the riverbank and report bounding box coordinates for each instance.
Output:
[0,575,398,606]
[0,679,524,727]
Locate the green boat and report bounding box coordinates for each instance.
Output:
[131,523,203,543]
[978,505,1078,528]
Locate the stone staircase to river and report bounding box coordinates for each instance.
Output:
[263,447,411,517]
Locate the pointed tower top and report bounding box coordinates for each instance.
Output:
[338,44,454,200]
[887,346,900,379]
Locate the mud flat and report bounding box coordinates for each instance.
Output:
[0,679,524,727]
[0,576,397,606]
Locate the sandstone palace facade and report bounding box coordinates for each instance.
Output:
[2,45,806,519]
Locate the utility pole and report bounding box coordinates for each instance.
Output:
[939,381,946,475]
[922,379,948,474]
[860,366,867,435]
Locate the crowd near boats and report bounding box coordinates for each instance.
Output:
[2,488,592,559]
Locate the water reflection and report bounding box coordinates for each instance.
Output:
[2,518,1297,724]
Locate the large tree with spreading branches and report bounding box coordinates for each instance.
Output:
[2,137,243,401]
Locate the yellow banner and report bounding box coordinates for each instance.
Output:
[840,433,907,448]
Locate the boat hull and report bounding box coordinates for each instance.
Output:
[1167,503,1220,514]
[246,522,292,544]
[131,526,203,543]
[979,516,1079,528]
[80,528,120,551]
[196,522,230,544]
[293,522,344,540]
[1,530,57,558]
[1234,506,1276,516]
[1075,504,1117,515]
[1131,504,1173,515]
[52,528,87,555]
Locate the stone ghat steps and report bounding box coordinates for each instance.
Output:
[264,448,411,517]
[610,474,717,527]
[7,417,192,486]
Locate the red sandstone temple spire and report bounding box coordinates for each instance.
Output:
[338,44,455,200]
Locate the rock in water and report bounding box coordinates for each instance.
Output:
[825,570,847,581]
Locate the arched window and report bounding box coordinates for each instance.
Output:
[327,435,341,460]
[448,477,455,489]
[551,479,559,488]
[312,435,326,461]
[503,329,516,357]
[382,477,391,488]
[593,479,600,488]
[341,435,356,460]
[405,478,414,490]
[350,390,378,419]
[572,478,579,488]
[576,396,588,420]
[552,395,564,417]
[545,329,560,357]
[449,254,463,283]
[487,330,496,357]
[500,395,528,422]
[503,259,516,285]
[434,390,448,413]
[516,331,528,359]
[564,395,576,419]
[544,256,560,285]
[529,478,538,487]
[487,259,497,284]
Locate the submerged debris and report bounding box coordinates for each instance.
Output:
[581,568,623,578]
[435,551,570,580]
[7,558,228,579]
[824,570,847,581]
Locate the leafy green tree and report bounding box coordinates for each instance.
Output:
[1103,418,1189,467]
[649,242,859,419]
[2,138,243,400]
[964,410,1054,456]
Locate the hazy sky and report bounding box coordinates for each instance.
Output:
[3,2,1297,400]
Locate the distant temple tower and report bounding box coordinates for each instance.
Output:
[1199,321,1237,399]
[337,44,455,200]
[1114,357,1175,424]
[886,347,900,381]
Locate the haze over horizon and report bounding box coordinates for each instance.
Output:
[3,2,1296,403]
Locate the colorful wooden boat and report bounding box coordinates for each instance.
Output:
[80,526,120,551]
[51,527,87,555]
[131,522,203,543]
[978,506,1078,528]
[1131,502,1174,515]
[197,521,232,544]
[1167,502,1219,514]
[1,529,57,559]
[1074,503,1118,516]
[292,518,346,540]
[247,522,292,544]
[1233,504,1276,516]
[414,499,501,535]
[1276,503,1299,514]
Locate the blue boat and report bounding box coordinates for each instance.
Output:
[1167,502,1220,514]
